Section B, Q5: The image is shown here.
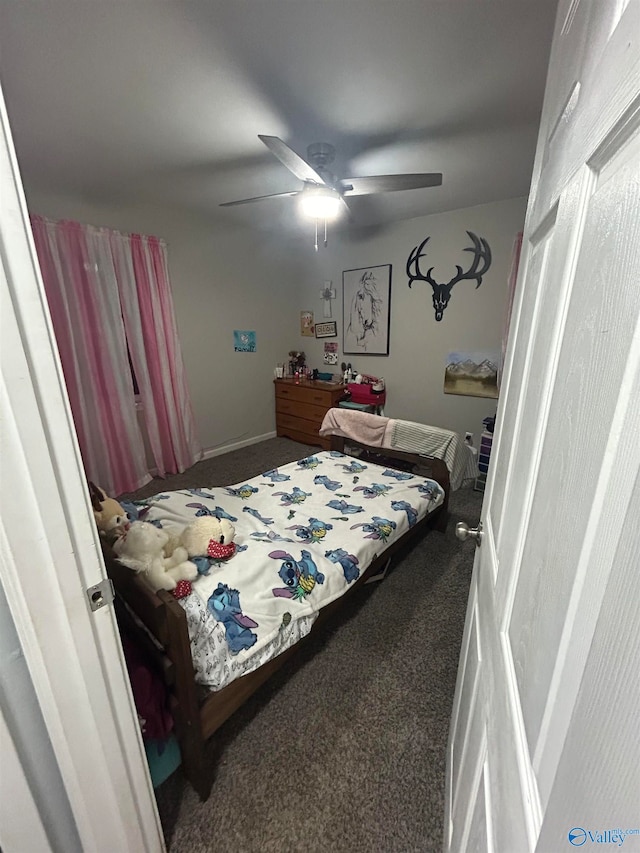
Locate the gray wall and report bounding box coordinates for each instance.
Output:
[295,197,526,438]
[27,191,524,453]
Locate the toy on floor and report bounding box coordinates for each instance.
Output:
[180,516,236,575]
[89,481,130,538]
[113,521,198,592]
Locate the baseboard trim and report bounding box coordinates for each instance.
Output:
[201,431,277,460]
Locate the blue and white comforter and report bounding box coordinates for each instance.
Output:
[139,450,444,691]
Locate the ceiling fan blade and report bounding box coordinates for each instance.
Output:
[219,190,300,207]
[258,135,328,186]
[338,194,353,220]
[340,173,443,196]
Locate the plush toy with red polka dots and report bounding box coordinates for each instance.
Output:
[113,521,198,592]
[172,580,192,599]
[180,516,236,575]
[206,538,236,560]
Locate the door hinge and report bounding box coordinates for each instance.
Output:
[86,578,115,612]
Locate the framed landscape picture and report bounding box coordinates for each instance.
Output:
[444,351,499,398]
[342,264,391,355]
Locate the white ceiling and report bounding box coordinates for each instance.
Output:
[0,0,558,235]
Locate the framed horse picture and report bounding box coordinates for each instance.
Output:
[342,264,391,355]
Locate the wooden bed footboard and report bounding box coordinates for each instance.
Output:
[329,435,450,532]
[106,554,211,798]
[104,441,451,800]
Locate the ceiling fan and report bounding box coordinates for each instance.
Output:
[220,135,443,247]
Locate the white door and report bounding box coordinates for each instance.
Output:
[445,2,640,851]
[0,85,165,850]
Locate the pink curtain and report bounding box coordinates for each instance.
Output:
[30,215,201,496]
[122,234,201,476]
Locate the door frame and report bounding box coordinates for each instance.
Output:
[0,84,164,851]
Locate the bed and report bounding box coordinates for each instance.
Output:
[104,435,450,800]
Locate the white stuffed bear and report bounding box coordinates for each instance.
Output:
[180,516,236,567]
[113,521,198,592]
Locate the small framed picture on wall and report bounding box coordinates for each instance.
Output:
[315,320,337,338]
[300,311,315,337]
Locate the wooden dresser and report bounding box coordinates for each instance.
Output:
[274,378,347,449]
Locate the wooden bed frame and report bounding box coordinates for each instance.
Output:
[104,437,450,800]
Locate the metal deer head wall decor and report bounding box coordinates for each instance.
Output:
[406,231,492,321]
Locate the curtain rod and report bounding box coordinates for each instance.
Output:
[31,213,168,247]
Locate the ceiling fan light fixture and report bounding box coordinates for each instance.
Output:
[298,185,341,221]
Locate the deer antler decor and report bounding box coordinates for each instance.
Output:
[406,231,492,321]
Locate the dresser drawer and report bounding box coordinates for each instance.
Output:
[278,426,331,450]
[480,436,493,454]
[276,398,327,426]
[276,412,320,436]
[275,383,333,407]
[274,379,345,449]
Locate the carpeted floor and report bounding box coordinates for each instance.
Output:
[123,438,482,853]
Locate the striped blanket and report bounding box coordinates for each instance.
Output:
[320,410,477,490]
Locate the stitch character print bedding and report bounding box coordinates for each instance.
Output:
[135,450,445,691]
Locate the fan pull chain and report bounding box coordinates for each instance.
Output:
[313,218,330,251]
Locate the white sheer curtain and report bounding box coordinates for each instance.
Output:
[32,217,151,495]
[113,233,202,477]
[31,216,202,496]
